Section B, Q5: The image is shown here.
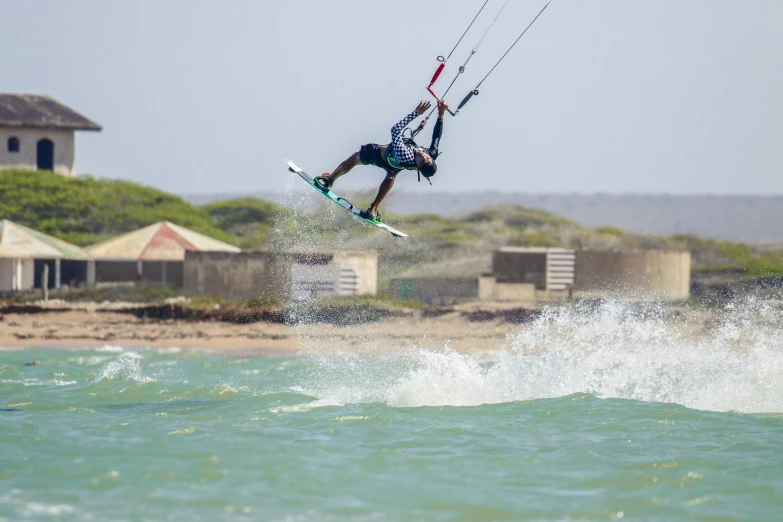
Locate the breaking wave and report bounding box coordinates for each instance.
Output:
[301,300,783,413]
[97,352,152,383]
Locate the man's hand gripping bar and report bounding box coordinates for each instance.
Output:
[426,56,457,117]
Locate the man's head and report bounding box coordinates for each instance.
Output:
[415,151,437,179]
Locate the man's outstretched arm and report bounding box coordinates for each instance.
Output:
[391,101,432,142]
[428,100,448,158]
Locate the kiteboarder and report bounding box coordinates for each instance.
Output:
[314,99,448,221]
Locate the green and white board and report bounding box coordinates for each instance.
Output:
[287,161,408,238]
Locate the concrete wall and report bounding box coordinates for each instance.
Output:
[478,276,536,302]
[183,251,378,301]
[140,262,184,287]
[574,250,691,300]
[333,251,378,296]
[0,258,34,291]
[0,128,76,176]
[21,258,34,290]
[95,261,141,283]
[492,250,547,289]
[390,277,479,304]
[496,283,535,301]
[184,251,338,301]
[94,261,183,286]
[0,258,16,291]
[291,264,341,302]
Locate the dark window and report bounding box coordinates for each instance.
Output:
[7,137,20,153]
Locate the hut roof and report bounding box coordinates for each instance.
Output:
[0,220,90,259]
[0,94,102,131]
[85,221,240,261]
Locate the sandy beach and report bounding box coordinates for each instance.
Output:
[0,304,530,354]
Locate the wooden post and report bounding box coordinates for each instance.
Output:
[41,264,49,302]
[55,258,61,289]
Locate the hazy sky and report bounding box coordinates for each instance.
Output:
[3,1,782,195]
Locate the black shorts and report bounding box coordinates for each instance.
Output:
[360,144,401,178]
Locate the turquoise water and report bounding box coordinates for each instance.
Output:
[2,302,783,521]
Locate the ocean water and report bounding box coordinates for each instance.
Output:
[2,301,783,521]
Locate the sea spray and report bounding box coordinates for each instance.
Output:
[97,351,151,383]
[298,299,783,413]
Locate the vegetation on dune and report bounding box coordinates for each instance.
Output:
[396,213,452,227]
[0,169,233,246]
[201,197,278,249]
[662,235,783,275]
[512,230,554,247]
[383,205,577,250]
[485,205,579,229]
[595,226,626,237]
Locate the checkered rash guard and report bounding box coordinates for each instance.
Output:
[386,110,442,170]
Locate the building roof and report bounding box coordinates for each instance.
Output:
[0,94,102,131]
[85,221,240,261]
[0,220,90,260]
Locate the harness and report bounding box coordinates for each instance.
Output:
[385,137,420,171]
[388,136,438,184]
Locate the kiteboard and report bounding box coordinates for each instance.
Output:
[286,161,408,238]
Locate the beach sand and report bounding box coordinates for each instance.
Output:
[0,307,524,355]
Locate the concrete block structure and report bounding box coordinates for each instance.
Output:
[0,94,101,176]
[494,247,576,291]
[478,276,536,302]
[574,249,691,300]
[332,251,378,296]
[492,247,691,301]
[183,250,378,302]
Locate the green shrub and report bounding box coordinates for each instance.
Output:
[596,226,626,237]
[0,169,232,246]
[201,198,279,248]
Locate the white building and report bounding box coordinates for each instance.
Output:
[0,94,101,177]
[0,220,93,293]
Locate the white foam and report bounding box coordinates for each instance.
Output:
[302,300,783,413]
[0,490,77,518]
[22,502,75,517]
[217,383,249,394]
[156,346,183,355]
[50,379,78,386]
[70,355,113,366]
[97,352,152,382]
[269,404,317,413]
[94,345,126,353]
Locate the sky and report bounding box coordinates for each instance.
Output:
[3,0,783,196]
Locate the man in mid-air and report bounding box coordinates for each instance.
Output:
[314,99,448,221]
